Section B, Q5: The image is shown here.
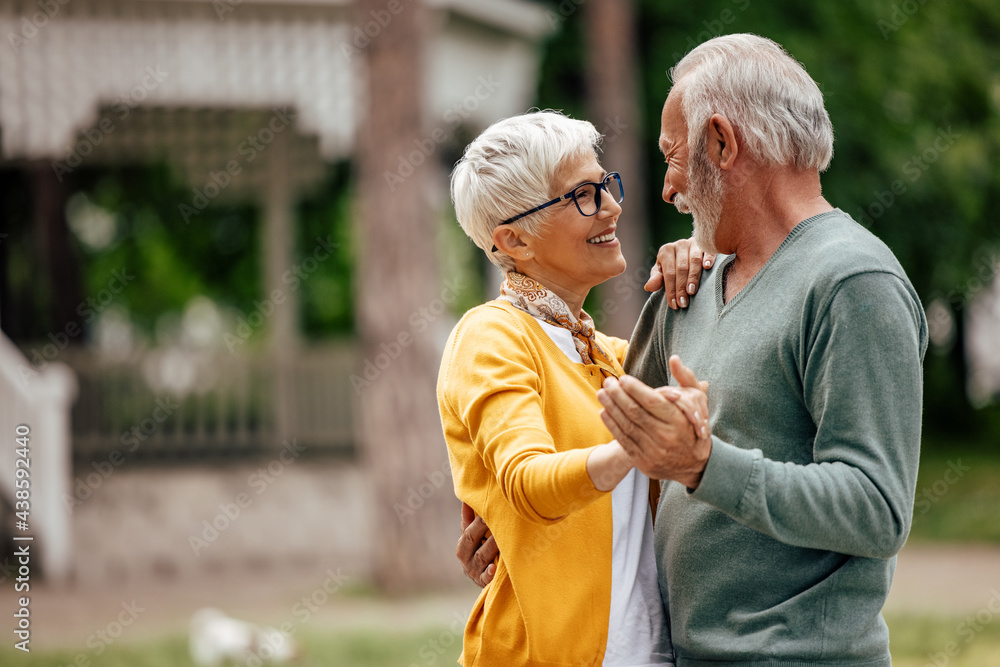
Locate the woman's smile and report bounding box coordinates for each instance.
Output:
[587,228,619,246]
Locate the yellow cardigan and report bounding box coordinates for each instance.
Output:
[437,300,629,666]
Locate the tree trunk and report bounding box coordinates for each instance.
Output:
[585,0,649,339]
[354,0,460,592]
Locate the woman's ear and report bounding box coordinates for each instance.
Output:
[707,113,738,170]
[493,226,532,258]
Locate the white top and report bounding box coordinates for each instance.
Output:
[533,319,674,666]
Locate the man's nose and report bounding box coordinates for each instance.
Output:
[662,178,677,204]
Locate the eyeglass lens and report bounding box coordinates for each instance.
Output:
[572,175,623,216]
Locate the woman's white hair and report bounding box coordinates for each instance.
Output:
[450,110,601,272]
[670,33,833,172]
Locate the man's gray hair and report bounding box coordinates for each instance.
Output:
[670,33,833,172]
[451,110,601,272]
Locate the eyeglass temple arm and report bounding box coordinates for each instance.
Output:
[490,195,569,252]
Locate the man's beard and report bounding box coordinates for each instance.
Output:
[674,144,724,255]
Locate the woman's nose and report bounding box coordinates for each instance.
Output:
[601,191,623,217]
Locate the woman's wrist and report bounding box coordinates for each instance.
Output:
[586,440,634,492]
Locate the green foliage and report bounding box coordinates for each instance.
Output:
[61,160,359,343]
[541,0,1000,295]
[536,0,1000,424]
[64,163,262,336]
[295,161,356,337]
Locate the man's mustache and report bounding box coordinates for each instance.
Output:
[673,193,692,214]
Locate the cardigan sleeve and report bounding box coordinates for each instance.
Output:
[439,307,608,524]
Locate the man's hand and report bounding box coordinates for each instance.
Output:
[597,356,712,488]
[645,237,717,310]
[457,502,498,587]
[658,355,711,441]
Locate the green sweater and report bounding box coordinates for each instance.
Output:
[625,210,928,666]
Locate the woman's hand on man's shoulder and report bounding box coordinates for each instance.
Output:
[644,237,716,310]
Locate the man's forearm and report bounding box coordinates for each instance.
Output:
[691,437,916,558]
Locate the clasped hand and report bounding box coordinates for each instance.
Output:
[597,355,712,489]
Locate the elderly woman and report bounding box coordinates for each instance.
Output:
[438,110,710,666]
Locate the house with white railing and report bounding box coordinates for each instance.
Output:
[0,0,552,583]
[0,334,75,584]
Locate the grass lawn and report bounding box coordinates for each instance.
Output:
[2,616,1000,666]
[887,613,1000,667]
[909,446,1000,543]
[0,626,465,667]
[2,438,994,666]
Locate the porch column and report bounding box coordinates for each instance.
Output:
[263,129,298,446]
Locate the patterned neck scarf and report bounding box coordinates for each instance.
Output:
[499,272,619,377]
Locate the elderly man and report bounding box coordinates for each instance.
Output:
[459,34,928,665]
[596,34,928,664]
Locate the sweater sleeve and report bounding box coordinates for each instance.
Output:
[691,271,928,558]
[440,309,607,524]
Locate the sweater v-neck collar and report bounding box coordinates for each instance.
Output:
[714,209,842,317]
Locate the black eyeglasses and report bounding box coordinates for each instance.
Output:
[491,172,624,252]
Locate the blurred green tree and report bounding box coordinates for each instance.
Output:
[537,0,1000,441]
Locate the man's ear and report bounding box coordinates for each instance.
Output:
[493,225,531,258]
[707,113,738,170]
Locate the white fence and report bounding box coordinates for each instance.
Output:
[60,342,360,462]
[0,332,76,584]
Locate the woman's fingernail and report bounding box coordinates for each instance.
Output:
[679,296,688,307]
[701,426,707,437]
[670,298,677,309]
[688,283,696,294]
[704,259,712,267]
[694,411,700,421]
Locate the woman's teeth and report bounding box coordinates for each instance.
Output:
[587,232,616,244]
